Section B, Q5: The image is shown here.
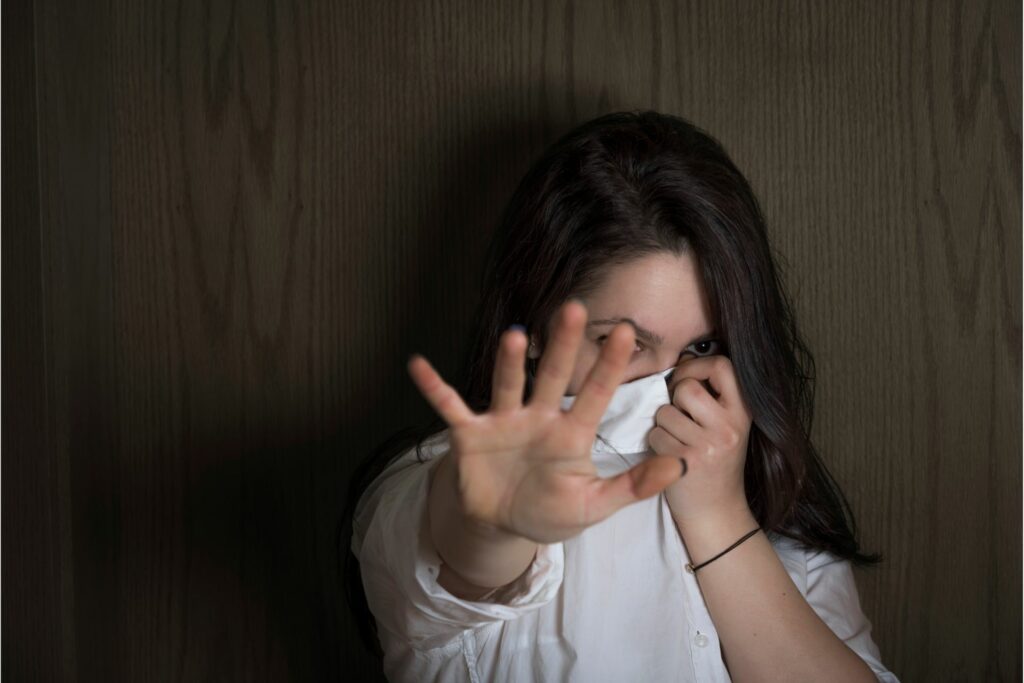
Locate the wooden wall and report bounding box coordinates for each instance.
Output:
[4,1,1019,680]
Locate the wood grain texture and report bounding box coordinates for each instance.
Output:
[2,1,69,681]
[6,0,1019,681]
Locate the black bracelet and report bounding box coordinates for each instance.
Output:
[684,527,761,574]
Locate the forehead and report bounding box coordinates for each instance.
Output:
[581,251,713,340]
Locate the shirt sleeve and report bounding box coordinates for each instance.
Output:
[353,448,565,652]
[804,549,901,683]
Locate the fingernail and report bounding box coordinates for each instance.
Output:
[508,324,526,334]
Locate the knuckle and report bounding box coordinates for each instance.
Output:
[671,389,685,409]
[537,360,564,381]
[436,387,456,410]
[650,427,679,458]
[495,377,516,394]
[681,379,702,399]
[587,374,615,397]
[690,379,707,397]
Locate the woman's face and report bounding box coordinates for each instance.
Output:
[531,250,721,396]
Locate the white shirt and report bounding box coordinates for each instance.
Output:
[352,366,900,682]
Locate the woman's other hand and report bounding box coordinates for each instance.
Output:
[650,354,754,526]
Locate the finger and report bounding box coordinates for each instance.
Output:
[567,322,635,429]
[529,300,587,408]
[653,405,702,446]
[648,424,692,460]
[407,354,475,426]
[490,327,528,412]
[582,455,687,525]
[671,355,740,410]
[669,378,723,430]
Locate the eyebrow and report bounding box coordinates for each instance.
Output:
[586,317,717,347]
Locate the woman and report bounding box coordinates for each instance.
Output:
[338,110,899,682]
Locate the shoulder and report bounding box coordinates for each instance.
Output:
[379,427,452,479]
[419,427,451,459]
[352,427,452,549]
[766,529,840,564]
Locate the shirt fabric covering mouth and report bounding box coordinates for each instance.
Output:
[351,366,900,682]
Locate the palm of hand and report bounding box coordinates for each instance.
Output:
[452,408,602,544]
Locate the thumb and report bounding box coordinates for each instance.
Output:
[584,455,686,525]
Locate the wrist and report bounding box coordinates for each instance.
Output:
[672,501,758,560]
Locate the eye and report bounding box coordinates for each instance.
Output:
[594,335,646,355]
[687,339,722,357]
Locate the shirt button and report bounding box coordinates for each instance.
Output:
[694,633,709,648]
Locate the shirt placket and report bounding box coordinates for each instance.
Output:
[672,503,732,682]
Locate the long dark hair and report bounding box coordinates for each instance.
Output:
[338,109,882,660]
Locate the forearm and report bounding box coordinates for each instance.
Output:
[428,450,540,590]
[673,506,877,683]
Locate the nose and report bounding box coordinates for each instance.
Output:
[619,363,676,387]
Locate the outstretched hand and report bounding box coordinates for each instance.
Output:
[407,299,687,545]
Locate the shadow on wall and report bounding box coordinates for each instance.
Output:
[184,99,579,680]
